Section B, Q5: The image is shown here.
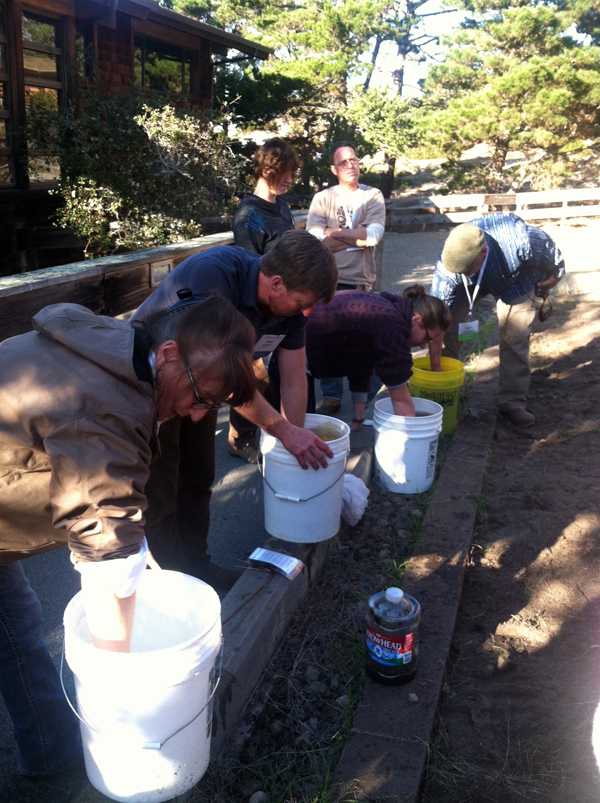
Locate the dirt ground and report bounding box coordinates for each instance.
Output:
[422,295,600,803]
[193,475,437,803]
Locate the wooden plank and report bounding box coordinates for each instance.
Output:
[0,274,102,340]
[517,188,600,205]
[21,0,75,17]
[0,230,235,298]
[102,264,152,316]
[0,213,320,337]
[519,204,600,221]
[132,17,209,51]
[431,193,485,210]
[484,193,516,207]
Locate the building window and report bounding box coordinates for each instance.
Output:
[22,11,63,183]
[0,0,13,185]
[134,37,191,97]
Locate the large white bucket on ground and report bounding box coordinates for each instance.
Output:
[260,413,350,542]
[373,396,443,494]
[63,570,222,803]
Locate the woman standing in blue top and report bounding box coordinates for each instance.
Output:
[233,138,298,256]
[230,138,299,461]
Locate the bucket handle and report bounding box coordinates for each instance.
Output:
[60,638,223,751]
[258,457,347,503]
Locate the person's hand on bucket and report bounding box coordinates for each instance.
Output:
[276,421,332,469]
[73,539,149,651]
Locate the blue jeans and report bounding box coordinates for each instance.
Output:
[0,562,81,775]
[321,374,382,404]
[320,376,343,401]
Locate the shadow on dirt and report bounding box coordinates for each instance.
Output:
[422,308,600,803]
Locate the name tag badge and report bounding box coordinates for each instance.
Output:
[458,319,480,342]
[253,334,285,358]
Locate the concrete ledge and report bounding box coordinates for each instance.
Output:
[211,433,373,755]
[333,346,500,802]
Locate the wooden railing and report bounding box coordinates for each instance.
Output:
[3,188,595,341]
[0,212,309,342]
[387,188,600,231]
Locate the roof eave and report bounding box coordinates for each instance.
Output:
[86,0,271,58]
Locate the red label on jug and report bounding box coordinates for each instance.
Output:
[366,627,414,667]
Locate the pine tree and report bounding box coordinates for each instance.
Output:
[419,0,600,188]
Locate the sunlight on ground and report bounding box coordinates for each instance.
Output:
[496,512,600,650]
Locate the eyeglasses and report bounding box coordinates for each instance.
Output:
[185,365,222,411]
[334,157,360,169]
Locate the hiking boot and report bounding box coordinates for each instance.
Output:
[499,406,536,427]
[317,398,342,415]
[227,439,259,464]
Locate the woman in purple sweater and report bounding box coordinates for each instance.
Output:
[306,285,450,428]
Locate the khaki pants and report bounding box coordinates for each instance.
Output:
[444,295,537,411]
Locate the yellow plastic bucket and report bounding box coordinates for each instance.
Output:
[408,356,465,435]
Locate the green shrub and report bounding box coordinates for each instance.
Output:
[51,90,240,257]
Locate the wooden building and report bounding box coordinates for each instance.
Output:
[0,0,269,273]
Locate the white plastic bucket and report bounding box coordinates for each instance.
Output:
[63,570,222,803]
[260,413,350,542]
[373,396,443,494]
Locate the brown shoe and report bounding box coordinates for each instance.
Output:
[499,407,535,427]
[317,398,341,415]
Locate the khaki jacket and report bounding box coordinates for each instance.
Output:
[0,304,155,564]
[306,184,386,287]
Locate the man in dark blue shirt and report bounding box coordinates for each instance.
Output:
[430,213,565,427]
[134,230,337,588]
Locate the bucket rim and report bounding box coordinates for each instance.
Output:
[373,395,444,417]
[412,355,465,372]
[64,571,222,660]
[261,412,350,456]
[302,412,350,437]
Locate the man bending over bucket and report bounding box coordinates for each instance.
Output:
[134,229,337,589]
[430,213,565,427]
[0,296,256,785]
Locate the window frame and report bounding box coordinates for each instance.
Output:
[21,8,66,186]
[0,1,74,191]
[133,34,193,99]
[0,0,14,185]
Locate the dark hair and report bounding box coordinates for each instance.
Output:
[329,141,357,165]
[261,229,337,303]
[143,295,256,407]
[254,138,299,183]
[402,284,451,331]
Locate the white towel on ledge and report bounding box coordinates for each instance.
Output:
[342,474,370,526]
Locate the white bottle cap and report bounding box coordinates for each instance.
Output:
[385,587,404,604]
